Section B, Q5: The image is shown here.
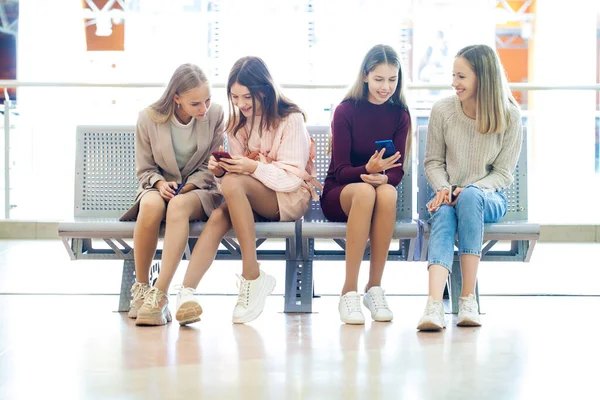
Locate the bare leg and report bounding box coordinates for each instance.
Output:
[183,203,233,288]
[460,254,479,297]
[154,192,205,293]
[219,174,280,280]
[132,191,166,284]
[365,184,397,291]
[339,183,376,295]
[428,264,450,301]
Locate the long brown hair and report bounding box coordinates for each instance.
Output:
[148,64,209,124]
[225,56,305,138]
[456,44,519,134]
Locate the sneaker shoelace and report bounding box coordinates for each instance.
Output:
[236,275,251,308]
[425,301,443,318]
[344,294,362,313]
[143,287,162,309]
[130,282,147,302]
[461,297,478,314]
[368,290,389,310]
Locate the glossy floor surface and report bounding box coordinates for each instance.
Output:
[1,240,600,399]
[1,295,600,399]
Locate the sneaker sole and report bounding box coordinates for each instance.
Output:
[417,320,446,331]
[457,318,482,327]
[176,302,203,326]
[127,309,138,319]
[232,275,276,324]
[136,309,172,326]
[341,318,365,325]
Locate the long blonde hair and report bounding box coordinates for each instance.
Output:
[147,64,209,124]
[456,44,519,134]
[334,45,412,162]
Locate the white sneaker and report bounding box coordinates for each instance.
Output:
[363,287,393,322]
[128,282,149,319]
[232,270,276,324]
[457,293,481,327]
[174,285,203,326]
[339,291,365,325]
[417,297,446,331]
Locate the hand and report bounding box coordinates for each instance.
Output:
[427,188,450,212]
[449,187,463,206]
[208,145,226,177]
[360,173,388,187]
[365,148,402,174]
[219,156,258,174]
[154,180,178,201]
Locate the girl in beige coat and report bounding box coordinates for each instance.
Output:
[120,64,225,326]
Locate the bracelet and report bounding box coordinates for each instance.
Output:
[214,171,226,178]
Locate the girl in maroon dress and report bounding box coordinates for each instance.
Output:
[320,45,412,324]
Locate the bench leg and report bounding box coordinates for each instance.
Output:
[448,259,480,314]
[118,259,136,313]
[284,258,313,313]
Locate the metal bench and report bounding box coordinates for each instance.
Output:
[293,127,420,311]
[416,125,540,313]
[58,125,304,313]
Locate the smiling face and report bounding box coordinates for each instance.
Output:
[364,63,399,105]
[174,83,212,121]
[230,82,263,118]
[452,56,478,104]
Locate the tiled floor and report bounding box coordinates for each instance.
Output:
[1,240,600,399]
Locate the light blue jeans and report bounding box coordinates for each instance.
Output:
[427,185,507,272]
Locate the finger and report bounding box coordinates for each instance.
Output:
[219,157,237,165]
[386,163,403,169]
[377,148,385,159]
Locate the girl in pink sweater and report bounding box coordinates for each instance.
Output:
[174,56,315,325]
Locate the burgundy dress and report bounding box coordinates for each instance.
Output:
[320,99,410,222]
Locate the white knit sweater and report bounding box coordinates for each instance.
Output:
[424,95,522,191]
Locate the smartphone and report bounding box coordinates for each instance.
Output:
[448,185,457,203]
[374,140,401,163]
[212,151,232,161]
[174,183,184,195]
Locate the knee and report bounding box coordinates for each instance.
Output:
[375,184,397,207]
[137,198,165,226]
[456,186,484,208]
[165,196,191,223]
[220,174,245,198]
[207,204,230,226]
[352,183,376,208]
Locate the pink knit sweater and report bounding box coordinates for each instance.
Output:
[224,112,313,221]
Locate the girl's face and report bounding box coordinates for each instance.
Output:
[174,83,212,120]
[364,63,399,105]
[230,82,263,118]
[452,56,478,104]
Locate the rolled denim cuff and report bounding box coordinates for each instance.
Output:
[427,259,452,273]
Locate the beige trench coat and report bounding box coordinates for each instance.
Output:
[120,104,225,221]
